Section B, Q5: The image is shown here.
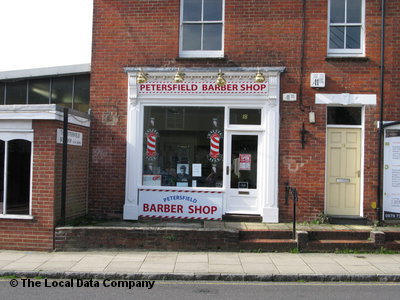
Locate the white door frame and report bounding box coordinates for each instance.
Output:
[324,106,365,217]
[224,130,264,215]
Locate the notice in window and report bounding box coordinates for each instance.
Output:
[192,164,202,177]
[239,154,251,171]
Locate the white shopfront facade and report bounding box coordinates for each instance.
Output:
[123,67,284,222]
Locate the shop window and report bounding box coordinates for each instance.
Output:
[29,78,50,104]
[51,76,73,108]
[0,83,4,104]
[142,106,224,188]
[6,80,27,104]
[73,74,90,112]
[180,0,224,58]
[0,138,32,215]
[328,0,364,56]
[327,106,362,125]
[1,74,90,112]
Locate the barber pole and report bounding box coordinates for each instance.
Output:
[207,130,223,163]
[145,128,159,161]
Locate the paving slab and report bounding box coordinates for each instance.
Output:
[307,263,349,274]
[275,265,314,274]
[139,263,175,273]
[241,263,279,274]
[238,253,273,264]
[112,252,147,262]
[208,253,240,265]
[2,262,44,271]
[208,264,244,273]
[342,265,385,274]
[174,262,209,273]
[176,252,208,263]
[68,256,113,272]
[104,261,142,273]
[36,261,78,272]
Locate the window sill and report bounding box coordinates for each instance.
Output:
[0,214,34,220]
[175,56,229,62]
[325,56,369,62]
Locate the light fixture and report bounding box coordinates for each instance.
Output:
[136,68,148,84]
[173,68,185,83]
[254,68,265,83]
[216,69,226,87]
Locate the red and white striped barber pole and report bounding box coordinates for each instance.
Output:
[207,129,223,163]
[146,132,157,157]
[144,128,159,161]
[210,132,220,159]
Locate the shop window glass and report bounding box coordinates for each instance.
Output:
[142,106,224,188]
[73,74,90,112]
[51,76,73,108]
[0,83,4,104]
[29,78,50,104]
[1,139,31,215]
[6,80,27,104]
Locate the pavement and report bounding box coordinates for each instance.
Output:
[1,250,400,282]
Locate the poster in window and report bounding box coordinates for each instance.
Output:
[143,175,162,186]
[239,154,251,171]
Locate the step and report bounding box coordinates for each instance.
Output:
[384,240,400,250]
[329,216,368,225]
[239,239,297,251]
[239,230,293,240]
[223,214,263,222]
[306,239,375,251]
[308,230,370,241]
[383,232,400,242]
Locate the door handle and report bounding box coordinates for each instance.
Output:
[226,166,229,175]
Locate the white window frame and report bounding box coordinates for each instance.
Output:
[179,0,225,58]
[327,0,365,57]
[0,131,34,219]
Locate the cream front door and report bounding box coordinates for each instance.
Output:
[326,128,361,216]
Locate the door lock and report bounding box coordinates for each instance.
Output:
[226,166,230,175]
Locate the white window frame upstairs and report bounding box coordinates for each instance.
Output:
[327,0,365,57]
[179,0,225,58]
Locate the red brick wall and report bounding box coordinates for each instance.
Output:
[0,120,89,251]
[90,0,398,221]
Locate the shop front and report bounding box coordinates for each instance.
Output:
[123,68,284,223]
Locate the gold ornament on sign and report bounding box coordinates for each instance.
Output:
[173,68,185,83]
[216,70,226,87]
[254,68,265,83]
[136,68,148,84]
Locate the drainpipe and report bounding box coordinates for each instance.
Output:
[60,107,69,226]
[298,0,307,112]
[377,0,386,224]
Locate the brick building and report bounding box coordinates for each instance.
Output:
[2,0,399,251]
[0,66,91,250]
[88,0,399,224]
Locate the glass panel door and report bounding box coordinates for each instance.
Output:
[225,132,261,214]
[230,135,258,189]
